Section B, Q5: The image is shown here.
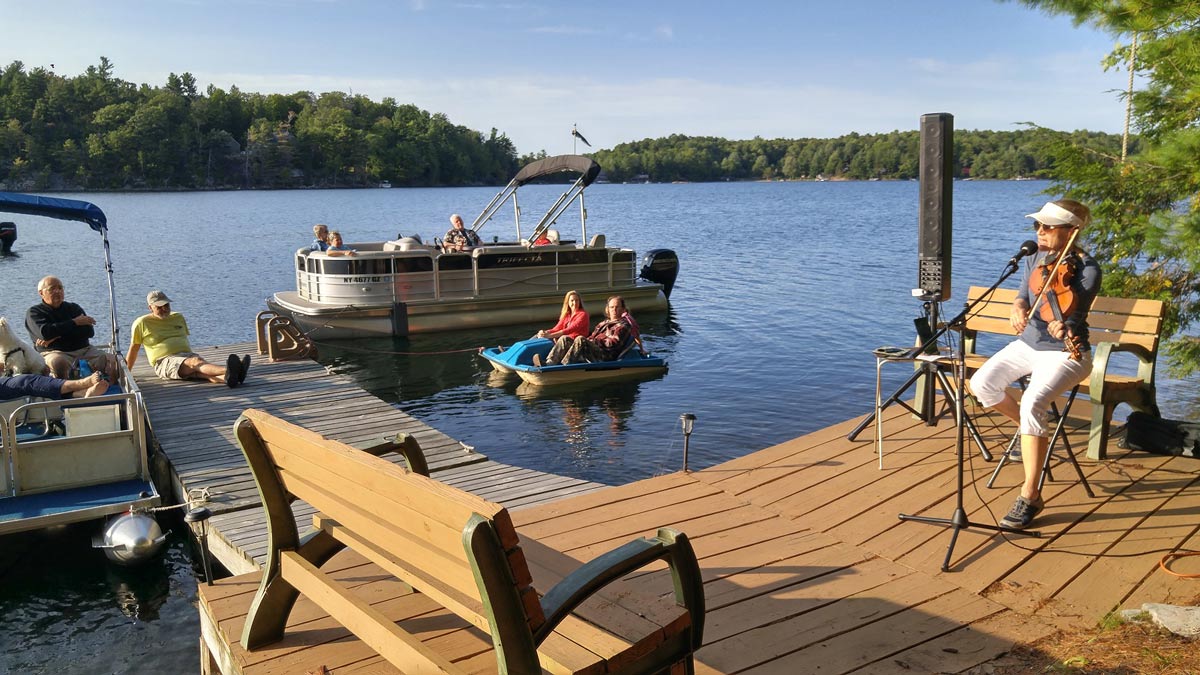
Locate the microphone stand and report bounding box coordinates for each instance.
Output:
[898,254,1042,572]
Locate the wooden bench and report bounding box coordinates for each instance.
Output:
[961,286,1165,460]
[212,408,705,674]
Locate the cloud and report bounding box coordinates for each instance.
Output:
[529,25,601,35]
[655,24,673,40]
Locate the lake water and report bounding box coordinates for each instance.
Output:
[2,180,1197,672]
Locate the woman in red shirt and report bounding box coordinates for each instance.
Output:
[536,290,589,340]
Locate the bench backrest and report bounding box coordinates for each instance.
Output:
[964,286,1165,355]
[236,409,547,656]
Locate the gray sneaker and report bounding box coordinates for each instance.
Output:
[1007,446,1022,462]
[1000,495,1043,529]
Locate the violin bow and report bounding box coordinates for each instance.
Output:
[1026,225,1082,322]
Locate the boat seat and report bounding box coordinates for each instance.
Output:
[8,397,61,442]
[15,421,59,443]
[383,237,425,252]
[588,233,605,248]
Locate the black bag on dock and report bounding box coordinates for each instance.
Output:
[1119,411,1200,458]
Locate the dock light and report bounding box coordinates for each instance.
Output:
[680,413,696,472]
[185,506,214,586]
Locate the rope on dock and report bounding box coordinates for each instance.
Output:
[309,340,484,356]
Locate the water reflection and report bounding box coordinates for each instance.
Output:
[505,377,658,479]
[0,521,199,674]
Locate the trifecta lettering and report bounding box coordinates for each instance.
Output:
[494,255,542,265]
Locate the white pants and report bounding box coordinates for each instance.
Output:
[969,340,1092,437]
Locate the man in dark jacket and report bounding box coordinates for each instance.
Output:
[25,275,115,379]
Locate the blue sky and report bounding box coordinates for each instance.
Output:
[3,1,1131,154]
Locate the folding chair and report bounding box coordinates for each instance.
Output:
[986,381,1094,497]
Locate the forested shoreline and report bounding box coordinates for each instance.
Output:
[592,128,1130,183]
[1,59,1129,191]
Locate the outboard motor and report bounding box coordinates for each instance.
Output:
[639,249,679,298]
[0,221,15,255]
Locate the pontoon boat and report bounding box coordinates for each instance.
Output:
[267,155,679,339]
[0,192,163,562]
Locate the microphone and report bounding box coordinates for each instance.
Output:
[1009,240,1039,264]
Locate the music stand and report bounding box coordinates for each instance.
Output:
[898,256,1041,572]
[848,297,993,462]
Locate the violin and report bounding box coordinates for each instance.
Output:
[1026,230,1086,360]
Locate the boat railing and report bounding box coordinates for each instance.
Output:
[294,242,638,306]
[1,388,147,498]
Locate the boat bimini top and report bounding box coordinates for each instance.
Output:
[0,191,120,351]
[469,154,602,246]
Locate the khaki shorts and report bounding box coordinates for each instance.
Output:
[43,345,110,378]
[153,352,199,380]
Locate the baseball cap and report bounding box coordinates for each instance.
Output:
[147,290,172,307]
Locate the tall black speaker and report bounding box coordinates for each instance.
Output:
[917,112,953,299]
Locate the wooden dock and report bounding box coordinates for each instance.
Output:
[133,342,606,574]
[195,393,1200,674]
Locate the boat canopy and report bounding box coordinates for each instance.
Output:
[511,155,601,189]
[0,192,108,232]
[0,190,120,350]
[471,155,601,244]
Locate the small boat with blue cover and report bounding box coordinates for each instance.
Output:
[0,192,165,564]
[479,337,667,386]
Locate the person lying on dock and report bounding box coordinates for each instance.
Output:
[125,290,250,388]
[310,223,330,252]
[25,275,118,380]
[0,371,109,401]
[325,230,356,256]
[535,290,590,341]
[535,295,633,366]
[443,213,481,252]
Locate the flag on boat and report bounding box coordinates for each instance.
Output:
[572,126,591,148]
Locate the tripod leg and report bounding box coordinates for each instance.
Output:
[848,363,928,441]
[935,369,994,461]
[941,521,963,572]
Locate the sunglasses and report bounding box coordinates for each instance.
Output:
[1033,222,1071,232]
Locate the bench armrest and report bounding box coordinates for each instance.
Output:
[534,528,704,648]
[1091,340,1156,390]
[358,433,430,476]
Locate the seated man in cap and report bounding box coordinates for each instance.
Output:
[125,291,250,388]
[0,371,109,401]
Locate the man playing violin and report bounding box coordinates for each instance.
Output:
[969,199,1101,530]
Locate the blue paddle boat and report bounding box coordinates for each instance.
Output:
[480,337,667,386]
[0,192,165,564]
